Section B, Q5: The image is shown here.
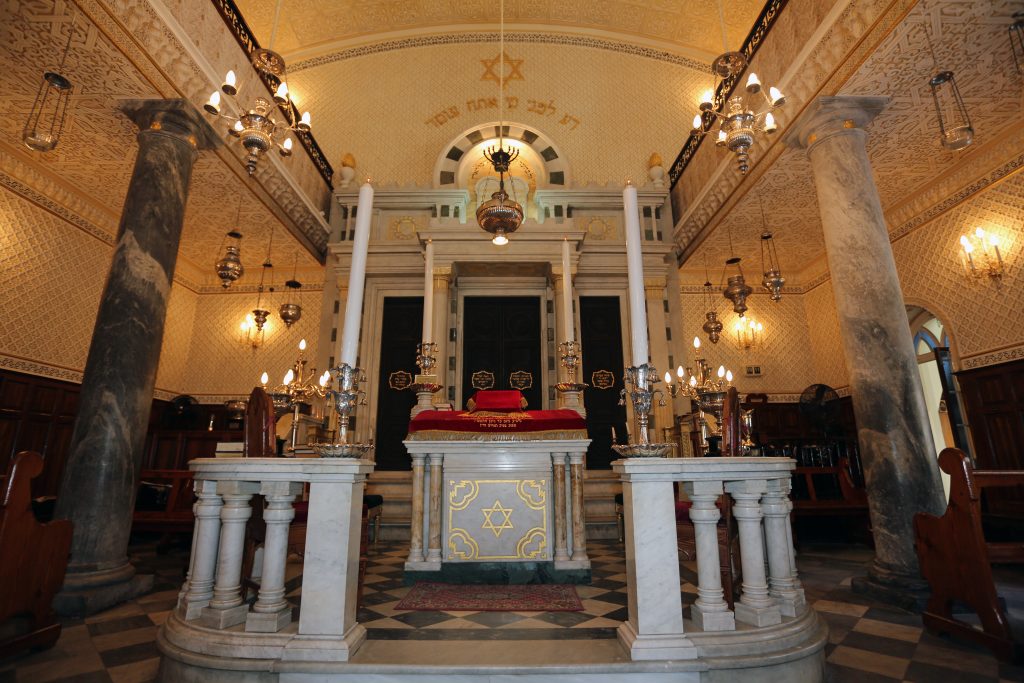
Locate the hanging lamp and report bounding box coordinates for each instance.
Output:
[247,229,275,348]
[923,8,973,151]
[700,255,723,344]
[475,0,523,246]
[720,226,753,317]
[757,196,784,302]
[215,199,245,288]
[278,257,303,327]
[23,13,78,152]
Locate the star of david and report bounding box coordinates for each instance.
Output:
[480,52,524,89]
[481,500,515,537]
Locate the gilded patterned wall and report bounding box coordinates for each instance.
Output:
[802,279,848,390]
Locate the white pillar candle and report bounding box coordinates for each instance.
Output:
[339,181,374,366]
[623,183,649,367]
[421,240,434,345]
[561,237,575,343]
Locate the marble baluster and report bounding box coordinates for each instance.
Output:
[247,481,302,632]
[726,481,781,627]
[180,479,223,620]
[684,481,735,631]
[426,453,443,566]
[406,453,427,567]
[201,482,258,629]
[569,451,589,565]
[53,100,218,615]
[784,96,946,600]
[552,453,570,563]
[761,478,805,617]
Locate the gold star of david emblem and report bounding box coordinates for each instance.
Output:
[481,500,514,537]
[481,52,524,89]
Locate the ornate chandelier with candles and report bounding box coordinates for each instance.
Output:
[665,337,735,453]
[202,0,311,176]
[265,338,330,451]
[475,0,524,246]
[689,1,785,175]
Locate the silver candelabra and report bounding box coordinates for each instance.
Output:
[612,363,673,457]
[311,362,374,458]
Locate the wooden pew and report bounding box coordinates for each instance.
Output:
[0,451,73,657]
[914,447,1024,662]
[132,469,195,538]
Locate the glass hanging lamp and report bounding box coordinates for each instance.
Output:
[757,196,784,302]
[278,257,303,327]
[23,14,78,152]
[214,200,245,288]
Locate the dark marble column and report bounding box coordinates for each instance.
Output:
[784,96,946,605]
[53,100,218,615]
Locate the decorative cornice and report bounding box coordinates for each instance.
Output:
[960,345,1024,371]
[290,31,707,74]
[679,283,805,294]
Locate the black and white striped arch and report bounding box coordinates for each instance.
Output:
[433,123,570,189]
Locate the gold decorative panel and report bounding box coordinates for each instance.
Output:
[447,479,548,561]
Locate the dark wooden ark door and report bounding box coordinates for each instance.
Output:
[580,296,628,470]
[374,297,423,471]
[461,297,542,411]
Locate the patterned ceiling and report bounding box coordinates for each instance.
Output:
[233,0,764,63]
[684,0,1024,284]
[0,0,320,289]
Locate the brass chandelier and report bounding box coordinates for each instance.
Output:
[475,0,523,246]
[689,1,786,175]
[203,0,311,175]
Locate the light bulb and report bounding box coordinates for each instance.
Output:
[232,120,243,136]
[260,372,268,386]
[975,227,986,240]
[764,112,777,133]
[284,369,295,385]
[492,232,509,246]
[299,338,307,351]
[274,81,289,102]
[676,365,685,378]
[222,70,237,96]
[692,114,703,131]
[757,323,763,331]
[700,90,714,109]
[204,90,221,115]
[664,371,672,384]
[717,365,725,378]
[746,72,761,92]
[734,321,742,332]
[299,111,311,131]
[769,86,785,107]
[283,137,293,151]
[988,233,999,247]
[717,129,727,145]
[960,235,972,252]
[726,370,734,383]
[225,70,236,87]
[319,371,329,387]
[693,336,701,350]
[689,376,698,387]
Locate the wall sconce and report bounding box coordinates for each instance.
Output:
[958,228,1004,281]
[240,312,271,349]
[733,317,764,350]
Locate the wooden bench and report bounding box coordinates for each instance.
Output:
[790,458,871,544]
[132,469,195,536]
[0,451,73,657]
[914,448,1024,662]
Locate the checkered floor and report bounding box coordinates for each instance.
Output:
[1,539,1022,682]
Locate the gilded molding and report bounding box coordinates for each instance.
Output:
[961,345,1024,370]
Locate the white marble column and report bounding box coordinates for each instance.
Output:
[247,481,302,633]
[684,480,735,631]
[761,478,805,617]
[425,453,443,566]
[784,96,946,594]
[613,460,696,661]
[200,481,258,629]
[569,451,589,566]
[405,453,427,568]
[180,479,222,620]
[432,268,452,390]
[552,453,571,563]
[726,481,781,627]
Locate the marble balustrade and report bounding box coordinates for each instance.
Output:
[612,456,808,662]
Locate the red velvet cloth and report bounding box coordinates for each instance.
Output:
[467,390,527,412]
[407,408,587,439]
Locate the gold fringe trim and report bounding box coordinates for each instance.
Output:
[406,429,589,442]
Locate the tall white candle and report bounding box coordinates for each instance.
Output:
[623,183,649,367]
[561,237,574,343]
[339,181,374,366]
[421,240,434,345]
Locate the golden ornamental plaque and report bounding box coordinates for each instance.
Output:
[591,369,615,389]
[388,370,413,390]
[471,370,496,390]
[509,370,533,390]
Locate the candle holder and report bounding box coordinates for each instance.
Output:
[270,344,330,451]
[311,362,374,458]
[554,341,587,392]
[410,341,443,394]
[612,363,673,457]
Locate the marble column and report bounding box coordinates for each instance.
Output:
[784,96,946,599]
[54,100,218,615]
[405,453,427,568]
[432,267,452,389]
[569,451,589,566]
[552,453,570,562]
[425,453,443,566]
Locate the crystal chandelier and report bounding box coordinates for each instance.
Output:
[203,0,311,175]
[22,13,78,152]
[758,196,784,301]
[689,2,785,175]
[475,0,523,246]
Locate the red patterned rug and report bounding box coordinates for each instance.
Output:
[395,582,583,612]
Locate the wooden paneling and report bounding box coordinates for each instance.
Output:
[957,359,1024,517]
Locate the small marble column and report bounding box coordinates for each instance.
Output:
[53,100,218,615]
[425,453,443,565]
[726,481,781,627]
[569,451,589,566]
[405,453,427,568]
[784,96,946,597]
[180,479,223,620]
[247,481,302,633]
[201,482,258,629]
[432,268,452,388]
[761,479,805,617]
[552,453,571,563]
[684,481,735,632]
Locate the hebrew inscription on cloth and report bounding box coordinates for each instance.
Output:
[447,479,548,561]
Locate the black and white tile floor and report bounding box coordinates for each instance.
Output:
[1,539,1022,682]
